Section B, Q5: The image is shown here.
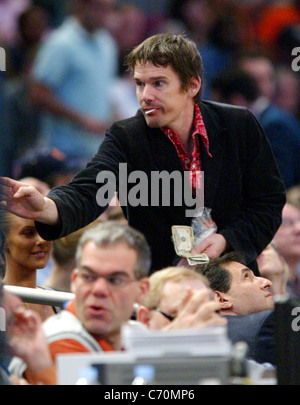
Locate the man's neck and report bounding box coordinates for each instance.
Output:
[170,104,196,147]
[75,15,99,35]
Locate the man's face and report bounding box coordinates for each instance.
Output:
[147,277,212,329]
[71,241,148,348]
[219,261,274,315]
[80,0,115,31]
[134,62,200,133]
[240,57,275,99]
[273,204,300,264]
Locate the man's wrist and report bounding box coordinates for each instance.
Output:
[37,197,59,225]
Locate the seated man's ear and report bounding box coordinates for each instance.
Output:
[214,291,233,310]
[136,305,151,326]
[188,76,201,99]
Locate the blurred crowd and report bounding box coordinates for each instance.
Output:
[0,1,300,385]
[0,0,299,187]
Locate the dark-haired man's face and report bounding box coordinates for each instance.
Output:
[79,0,115,32]
[216,261,274,315]
[134,62,201,135]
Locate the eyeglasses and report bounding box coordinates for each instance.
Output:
[154,308,175,322]
[77,268,137,290]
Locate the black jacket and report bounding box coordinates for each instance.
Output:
[225,310,275,365]
[36,101,286,273]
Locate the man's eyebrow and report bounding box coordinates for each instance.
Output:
[134,75,168,82]
[79,265,129,277]
[240,267,253,278]
[79,265,96,273]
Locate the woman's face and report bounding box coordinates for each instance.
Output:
[5,216,52,270]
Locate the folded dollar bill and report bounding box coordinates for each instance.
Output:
[171,225,209,265]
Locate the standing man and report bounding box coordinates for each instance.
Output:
[29,0,118,161]
[0,33,285,274]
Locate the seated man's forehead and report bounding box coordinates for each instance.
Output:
[223,261,249,273]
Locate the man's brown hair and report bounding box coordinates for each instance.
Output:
[125,33,204,102]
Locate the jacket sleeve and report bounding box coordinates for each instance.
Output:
[218,109,286,264]
[35,125,129,240]
[255,311,276,365]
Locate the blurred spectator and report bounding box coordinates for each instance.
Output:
[287,184,300,210]
[29,0,119,162]
[168,0,216,45]
[256,0,300,61]
[257,243,289,296]
[2,5,50,178]
[276,22,300,65]
[0,71,10,177]
[168,0,236,98]
[0,277,55,385]
[0,0,30,47]
[218,0,270,52]
[7,4,50,78]
[239,52,276,100]
[274,66,300,120]
[137,266,226,330]
[211,65,300,189]
[32,0,70,28]
[13,148,82,188]
[106,2,147,120]
[108,72,140,120]
[273,203,300,298]
[106,2,149,75]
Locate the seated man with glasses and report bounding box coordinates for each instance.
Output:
[136,266,226,330]
[24,221,151,384]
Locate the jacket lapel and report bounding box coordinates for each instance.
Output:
[146,102,226,213]
[147,126,183,173]
[199,102,226,209]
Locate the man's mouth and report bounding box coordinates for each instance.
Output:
[87,305,107,316]
[144,108,158,115]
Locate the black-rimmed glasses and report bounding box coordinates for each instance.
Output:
[155,308,175,322]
